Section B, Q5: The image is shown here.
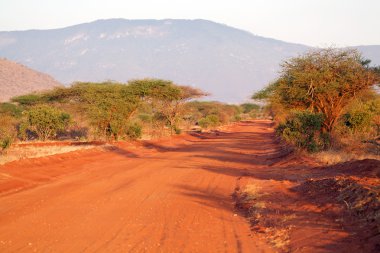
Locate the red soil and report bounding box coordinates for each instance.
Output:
[0,120,378,252]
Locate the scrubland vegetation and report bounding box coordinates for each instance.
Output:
[254,48,380,161]
[0,78,262,153]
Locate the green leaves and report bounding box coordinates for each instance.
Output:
[198,115,220,129]
[5,79,207,141]
[277,111,327,152]
[26,105,71,140]
[11,94,46,106]
[257,48,378,132]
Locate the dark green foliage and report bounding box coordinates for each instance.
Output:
[26,105,71,140]
[277,111,327,152]
[11,94,46,106]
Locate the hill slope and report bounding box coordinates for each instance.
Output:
[0,19,378,102]
[0,58,62,102]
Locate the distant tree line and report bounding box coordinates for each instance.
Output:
[0,78,261,152]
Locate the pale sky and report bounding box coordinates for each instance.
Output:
[0,0,379,47]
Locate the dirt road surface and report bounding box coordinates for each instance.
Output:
[0,120,374,252]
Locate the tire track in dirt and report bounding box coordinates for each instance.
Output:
[0,121,348,252]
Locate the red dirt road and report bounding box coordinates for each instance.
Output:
[0,120,375,252]
[0,121,275,252]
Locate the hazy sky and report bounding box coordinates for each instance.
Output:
[1,0,379,47]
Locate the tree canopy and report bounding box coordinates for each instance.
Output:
[254,48,379,132]
[38,79,207,138]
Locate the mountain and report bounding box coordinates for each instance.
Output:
[0,19,311,102]
[0,58,62,102]
[0,19,378,102]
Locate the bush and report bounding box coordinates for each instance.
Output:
[234,114,242,121]
[198,115,220,129]
[277,111,327,152]
[125,123,142,140]
[138,113,152,123]
[0,114,17,153]
[0,137,13,151]
[11,94,46,106]
[0,103,23,118]
[343,111,372,133]
[174,126,182,135]
[17,121,29,141]
[26,105,71,140]
[341,97,380,135]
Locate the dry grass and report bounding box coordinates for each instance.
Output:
[265,228,291,252]
[0,144,96,165]
[312,149,379,165]
[307,128,379,165]
[236,183,291,252]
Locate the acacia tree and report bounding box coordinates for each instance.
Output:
[256,48,379,132]
[131,79,207,134]
[44,79,206,138]
[161,85,207,134]
[45,82,142,140]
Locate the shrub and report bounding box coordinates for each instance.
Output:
[0,103,23,118]
[26,105,71,140]
[0,114,17,153]
[125,123,142,140]
[341,97,380,135]
[343,111,372,133]
[0,137,13,151]
[138,113,152,123]
[17,121,29,141]
[11,94,46,106]
[234,114,242,121]
[174,126,182,135]
[198,115,220,129]
[277,111,327,152]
